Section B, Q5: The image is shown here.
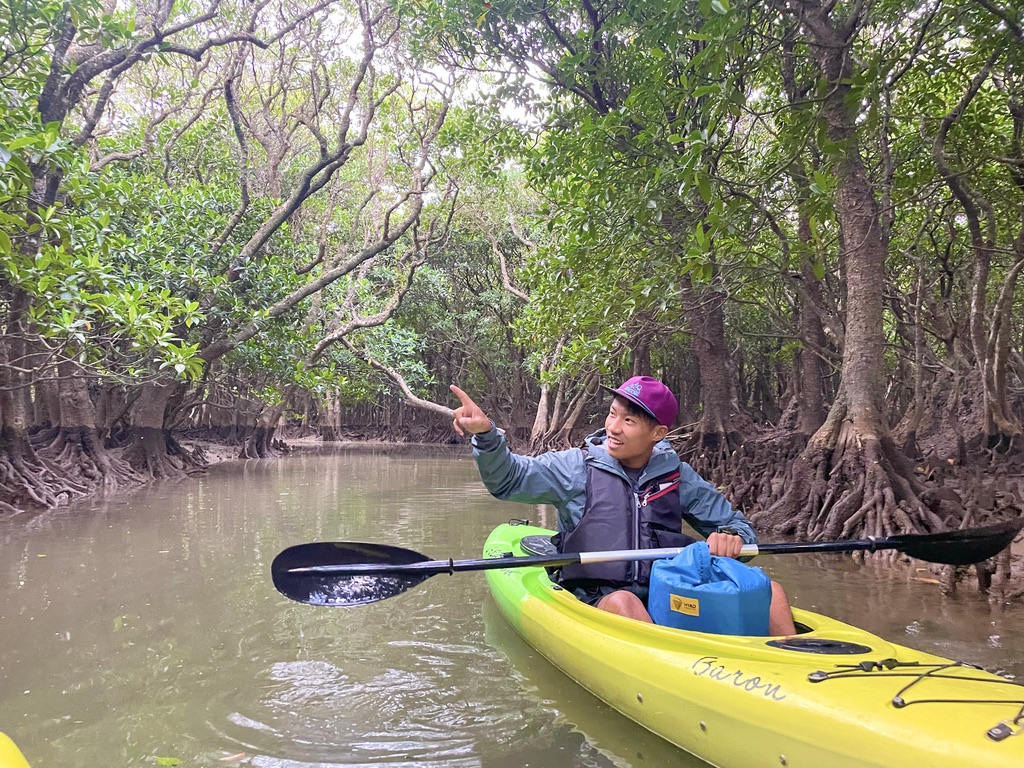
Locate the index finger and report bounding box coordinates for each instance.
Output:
[449,384,477,407]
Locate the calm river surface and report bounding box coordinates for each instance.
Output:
[2,447,1023,768]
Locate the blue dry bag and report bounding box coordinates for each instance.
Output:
[648,541,771,636]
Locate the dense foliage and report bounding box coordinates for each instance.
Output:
[2,0,1024,554]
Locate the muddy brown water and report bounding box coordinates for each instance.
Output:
[1,447,1022,767]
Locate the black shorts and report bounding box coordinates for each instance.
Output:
[572,583,649,607]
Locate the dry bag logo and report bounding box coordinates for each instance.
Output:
[670,594,700,616]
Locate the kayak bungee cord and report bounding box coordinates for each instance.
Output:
[808,660,1024,741]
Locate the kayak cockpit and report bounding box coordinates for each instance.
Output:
[508,527,900,660]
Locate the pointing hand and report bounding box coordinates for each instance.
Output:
[450,384,493,436]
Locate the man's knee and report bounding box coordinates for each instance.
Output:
[596,590,653,623]
[770,579,791,607]
[768,580,797,636]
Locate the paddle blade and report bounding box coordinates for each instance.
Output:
[272,542,434,606]
[892,518,1024,565]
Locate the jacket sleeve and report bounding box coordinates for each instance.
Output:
[470,428,585,509]
[677,462,758,544]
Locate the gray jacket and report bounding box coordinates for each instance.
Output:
[470,428,757,543]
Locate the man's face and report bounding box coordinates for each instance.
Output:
[603,398,667,469]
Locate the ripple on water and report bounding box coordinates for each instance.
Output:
[206,647,561,767]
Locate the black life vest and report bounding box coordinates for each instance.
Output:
[555,449,695,591]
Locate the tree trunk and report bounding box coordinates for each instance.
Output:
[681,275,739,457]
[978,217,1024,452]
[121,382,200,479]
[33,373,60,429]
[755,0,954,539]
[527,372,598,453]
[930,55,1023,453]
[33,361,141,492]
[795,231,828,436]
[241,403,287,458]
[321,398,343,441]
[528,381,553,449]
[0,291,84,512]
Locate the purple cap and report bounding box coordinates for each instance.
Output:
[601,376,678,427]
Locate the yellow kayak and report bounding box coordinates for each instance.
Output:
[0,733,30,768]
[484,523,1024,768]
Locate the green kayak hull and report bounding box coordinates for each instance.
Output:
[484,523,1024,768]
[0,733,30,768]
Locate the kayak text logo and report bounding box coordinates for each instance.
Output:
[692,656,787,701]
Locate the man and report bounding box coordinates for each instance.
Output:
[451,376,797,635]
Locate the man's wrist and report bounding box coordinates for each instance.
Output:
[470,422,501,450]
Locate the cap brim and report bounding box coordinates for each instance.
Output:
[600,384,661,425]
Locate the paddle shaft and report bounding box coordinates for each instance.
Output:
[286,537,926,576]
[288,545,699,575]
[273,519,1023,606]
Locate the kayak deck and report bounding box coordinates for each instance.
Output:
[484,523,1024,768]
[0,733,30,768]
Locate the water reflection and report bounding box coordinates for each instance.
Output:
[1,446,1022,768]
[480,598,706,768]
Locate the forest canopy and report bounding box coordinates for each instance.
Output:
[2,0,1024,570]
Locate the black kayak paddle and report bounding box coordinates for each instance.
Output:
[271,518,1024,607]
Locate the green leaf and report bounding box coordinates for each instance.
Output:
[5,136,38,151]
[697,174,713,203]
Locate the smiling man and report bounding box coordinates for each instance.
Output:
[451,376,796,634]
